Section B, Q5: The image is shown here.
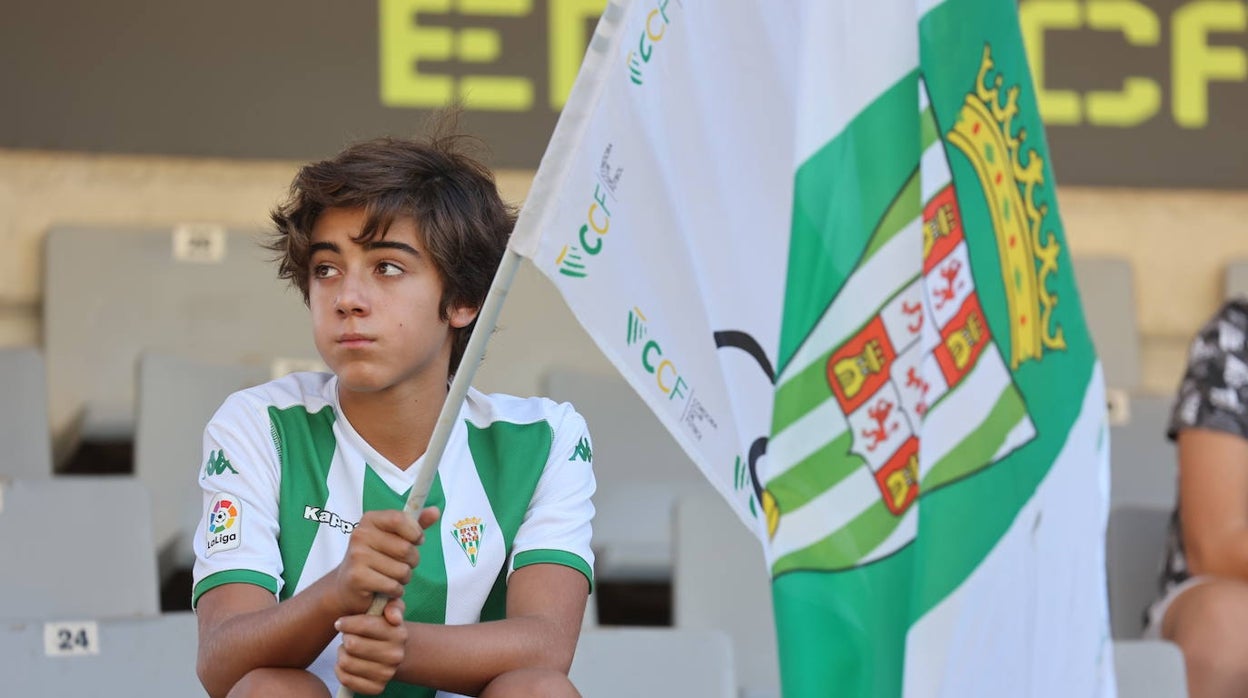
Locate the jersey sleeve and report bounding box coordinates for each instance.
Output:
[1169,301,1248,442]
[507,404,596,591]
[191,393,285,608]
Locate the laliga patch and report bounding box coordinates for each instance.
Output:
[205,492,242,557]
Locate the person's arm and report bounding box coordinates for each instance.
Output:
[1177,427,1248,579]
[196,507,436,698]
[383,563,588,695]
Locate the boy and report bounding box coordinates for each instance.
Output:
[192,135,595,697]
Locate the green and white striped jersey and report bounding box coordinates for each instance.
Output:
[191,372,595,697]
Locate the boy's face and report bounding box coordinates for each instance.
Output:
[307,207,476,397]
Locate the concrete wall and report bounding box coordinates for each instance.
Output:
[1,148,1244,399]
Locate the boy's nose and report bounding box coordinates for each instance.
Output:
[334,272,370,316]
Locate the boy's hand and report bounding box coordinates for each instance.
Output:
[334,597,408,695]
[333,507,440,616]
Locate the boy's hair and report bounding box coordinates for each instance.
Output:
[269,134,515,374]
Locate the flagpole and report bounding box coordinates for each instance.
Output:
[335,247,522,698]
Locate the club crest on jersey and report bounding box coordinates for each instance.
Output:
[450,517,485,567]
[206,492,241,557]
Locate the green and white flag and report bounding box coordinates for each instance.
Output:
[509,1,1113,695]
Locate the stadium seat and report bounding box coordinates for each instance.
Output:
[544,369,718,581]
[673,493,780,698]
[0,347,53,478]
[1109,393,1177,510]
[1073,257,1141,393]
[134,352,270,577]
[1224,260,1248,300]
[1106,505,1171,639]
[43,225,318,454]
[0,612,203,697]
[0,477,159,621]
[569,628,736,698]
[1114,639,1188,697]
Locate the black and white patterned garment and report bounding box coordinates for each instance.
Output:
[1158,299,1248,604]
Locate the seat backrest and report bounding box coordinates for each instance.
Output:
[134,353,271,573]
[1106,505,1172,639]
[1114,639,1188,697]
[0,476,158,620]
[1225,260,1248,300]
[570,628,736,698]
[43,225,317,444]
[1073,257,1140,392]
[544,369,717,581]
[1110,394,1177,510]
[0,347,53,478]
[0,612,203,696]
[673,492,780,698]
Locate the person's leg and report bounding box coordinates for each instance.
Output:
[225,668,332,698]
[479,668,581,698]
[1163,578,1248,698]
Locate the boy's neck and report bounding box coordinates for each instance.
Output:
[337,376,449,471]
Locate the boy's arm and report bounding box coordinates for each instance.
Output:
[1177,428,1248,579]
[386,563,588,695]
[197,508,432,698]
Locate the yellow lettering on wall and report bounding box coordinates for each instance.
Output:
[1173,0,1247,128]
[1085,0,1162,126]
[381,0,455,109]
[379,0,534,112]
[1019,0,1083,125]
[549,0,608,109]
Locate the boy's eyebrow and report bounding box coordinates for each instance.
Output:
[364,240,421,256]
[307,240,420,256]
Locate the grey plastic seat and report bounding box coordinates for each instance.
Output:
[544,369,718,581]
[43,225,318,453]
[135,352,271,577]
[674,493,780,698]
[1110,393,1177,510]
[0,347,53,478]
[0,477,158,620]
[0,612,203,697]
[570,628,736,698]
[1073,257,1141,393]
[1106,505,1172,639]
[1225,260,1248,299]
[1114,639,1188,697]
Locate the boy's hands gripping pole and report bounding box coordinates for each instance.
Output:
[333,507,439,696]
[333,249,522,698]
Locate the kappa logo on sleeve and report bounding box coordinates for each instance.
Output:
[568,436,593,463]
[205,492,242,557]
[203,449,238,478]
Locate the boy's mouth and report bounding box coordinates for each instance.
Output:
[337,333,376,347]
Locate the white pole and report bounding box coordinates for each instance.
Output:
[335,247,522,698]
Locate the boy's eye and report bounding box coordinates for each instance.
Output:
[312,263,339,279]
[377,262,403,276]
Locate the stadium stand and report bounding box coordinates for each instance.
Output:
[0,612,203,696]
[569,627,736,698]
[1114,639,1188,697]
[673,492,780,698]
[544,369,718,582]
[134,352,269,579]
[0,346,53,478]
[0,477,159,621]
[43,225,317,464]
[1072,257,1141,394]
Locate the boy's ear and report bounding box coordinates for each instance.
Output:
[448,304,479,329]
